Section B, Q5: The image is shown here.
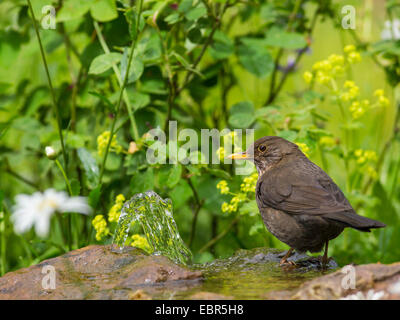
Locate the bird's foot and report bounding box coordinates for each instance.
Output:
[279,248,295,266]
[279,258,297,266]
[318,256,333,269]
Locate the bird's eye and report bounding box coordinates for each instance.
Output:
[258,145,267,152]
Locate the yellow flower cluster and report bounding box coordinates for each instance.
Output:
[349,100,369,119]
[339,80,359,102]
[240,173,258,193]
[354,149,377,165]
[344,45,361,63]
[295,142,310,157]
[374,89,390,107]
[220,172,258,214]
[303,45,361,86]
[221,194,245,213]
[217,180,230,195]
[354,149,378,179]
[303,71,313,84]
[304,46,391,121]
[108,194,126,223]
[97,131,122,156]
[366,166,378,180]
[128,234,152,253]
[92,215,110,241]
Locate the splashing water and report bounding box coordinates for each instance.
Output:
[112,191,192,265]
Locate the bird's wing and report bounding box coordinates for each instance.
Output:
[257,164,353,215]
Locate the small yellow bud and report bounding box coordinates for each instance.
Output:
[303,71,313,84]
[344,45,356,53]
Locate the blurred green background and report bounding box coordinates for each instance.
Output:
[0,0,400,275]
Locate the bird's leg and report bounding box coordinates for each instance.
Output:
[280,248,295,265]
[322,241,329,268]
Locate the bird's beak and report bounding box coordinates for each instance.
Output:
[227,151,252,160]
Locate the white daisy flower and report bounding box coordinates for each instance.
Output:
[11,189,92,237]
[341,289,385,300]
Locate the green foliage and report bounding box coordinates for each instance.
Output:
[1,0,400,276]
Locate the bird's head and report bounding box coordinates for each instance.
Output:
[228,136,300,175]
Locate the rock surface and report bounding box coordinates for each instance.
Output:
[0,245,202,300]
[1,245,399,300]
[265,263,400,300]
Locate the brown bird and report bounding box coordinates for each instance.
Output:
[229,136,386,266]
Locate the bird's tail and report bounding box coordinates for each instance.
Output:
[326,211,386,232]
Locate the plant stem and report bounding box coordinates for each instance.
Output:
[199,216,240,253]
[55,159,73,250]
[155,26,176,133]
[187,177,204,248]
[98,0,144,184]
[266,3,320,105]
[176,1,230,95]
[55,159,73,196]
[93,21,140,141]
[27,0,68,167]
[5,167,40,190]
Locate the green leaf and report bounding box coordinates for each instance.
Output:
[188,28,203,44]
[229,113,255,128]
[77,148,100,189]
[120,47,129,81]
[206,168,231,180]
[167,164,182,188]
[278,130,298,142]
[239,200,259,216]
[209,31,234,60]
[249,221,264,236]
[137,34,162,62]
[141,79,167,95]
[66,133,89,148]
[125,9,145,40]
[230,101,254,115]
[185,4,207,21]
[88,52,122,75]
[264,28,307,49]
[165,13,181,25]
[90,0,118,22]
[159,164,183,189]
[239,200,258,216]
[130,167,154,194]
[88,186,102,209]
[129,91,150,111]
[228,102,254,126]
[178,0,193,13]
[128,59,144,83]
[228,101,255,128]
[105,153,121,171]
[238,45,274,78]
[57,0,91,22]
